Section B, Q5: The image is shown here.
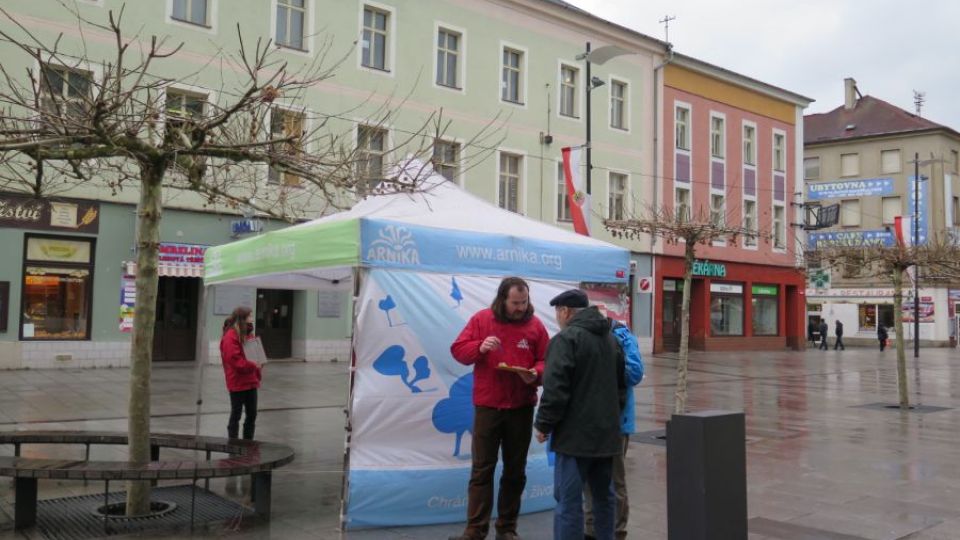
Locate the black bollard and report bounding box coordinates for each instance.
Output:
[666,410,747,540]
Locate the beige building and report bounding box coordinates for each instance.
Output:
[804,78,960,346]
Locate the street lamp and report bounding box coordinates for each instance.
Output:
[909,153,941,358]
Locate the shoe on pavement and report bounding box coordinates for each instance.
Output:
[495,533,522,540]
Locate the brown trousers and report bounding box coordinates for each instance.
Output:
[462,405,534,538]
[584,434,630,539]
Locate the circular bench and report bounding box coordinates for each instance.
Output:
[0,431,295,531]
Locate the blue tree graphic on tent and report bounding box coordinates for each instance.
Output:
[378,294,404,327]
[432,373,474,458]
[372,345,432,393]
[450,277,464,308]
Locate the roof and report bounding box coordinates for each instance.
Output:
[805,95,960,145]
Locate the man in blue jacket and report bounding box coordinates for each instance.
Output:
[584,319,644,540]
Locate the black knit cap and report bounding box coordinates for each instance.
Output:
[549,289,589,308]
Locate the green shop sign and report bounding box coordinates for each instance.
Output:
[752,284,778,296]
[692,260,726,278]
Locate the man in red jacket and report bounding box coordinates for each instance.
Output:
[448,277,550,540]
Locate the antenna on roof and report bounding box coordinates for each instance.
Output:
[659,14,676,46]
[913,90,926,116]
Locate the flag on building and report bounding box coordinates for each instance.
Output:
[561,146,590,236]
[894,215,911,246]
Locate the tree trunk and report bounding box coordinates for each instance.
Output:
[892,267,909,409]
[126,160,165,516]
[674,240,695,415]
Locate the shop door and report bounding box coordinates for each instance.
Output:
[662,290,682,352]
[256,289,294,359]
[152,277,199,362]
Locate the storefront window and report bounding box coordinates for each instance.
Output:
[710,282,743,336]
[751,284,779,336]
[20,235,94,340]
[858,304,895,331]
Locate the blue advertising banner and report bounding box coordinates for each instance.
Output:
[808,230,895,249]
[360,219,630,283]
[806,177,895,201]
[908,175,929,245]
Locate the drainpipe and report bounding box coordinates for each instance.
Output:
[652,43,674,246]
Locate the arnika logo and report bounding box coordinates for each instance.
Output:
[367,225,421,265]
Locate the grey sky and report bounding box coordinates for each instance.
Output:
[569,0,960,128]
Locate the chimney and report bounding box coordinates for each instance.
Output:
[844,78,858,110]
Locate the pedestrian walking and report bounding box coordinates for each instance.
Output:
[535,289,625,540]
[584,319,643,540]
[819,320,829,351]
[220,306,262,440]
[878,324,888,351]
[448,277,550,540]
[834,320,845,350]
[808,320,817,344]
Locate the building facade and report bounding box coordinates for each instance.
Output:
[653,55,812,353]
[804,78,960,347]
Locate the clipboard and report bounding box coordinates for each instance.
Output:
[243,336,268,366]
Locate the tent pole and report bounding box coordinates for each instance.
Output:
[193,284,212,438]
[339,267,363,532]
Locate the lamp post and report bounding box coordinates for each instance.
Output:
[913,153,920,358]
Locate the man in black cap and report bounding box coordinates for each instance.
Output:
[535,289,623,540]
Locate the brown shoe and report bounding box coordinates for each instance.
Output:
[495,533,521,540]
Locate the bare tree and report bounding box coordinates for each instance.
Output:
[606,204,766,414]
[0,5,498,514]
[811,235,960,408]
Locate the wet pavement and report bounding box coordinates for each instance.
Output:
[1,346,960,539]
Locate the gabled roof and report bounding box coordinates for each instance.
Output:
[804,95,960,145]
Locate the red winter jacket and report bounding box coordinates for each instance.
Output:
[450,308,549,409]
[220,327,261,392]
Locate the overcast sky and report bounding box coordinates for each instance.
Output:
[569,0,960,127]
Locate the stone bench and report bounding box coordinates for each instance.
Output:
[0,431,295,531]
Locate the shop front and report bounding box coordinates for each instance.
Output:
[653,257,805,353]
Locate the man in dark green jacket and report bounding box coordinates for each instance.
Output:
[534,289,623,540]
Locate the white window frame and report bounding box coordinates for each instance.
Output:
[608,75,630,132]
[773,204,786,251]
[432,137,464,185]
[557,61,581,122]
[881,149,901,174]
[166,0,218,33]
[743,198,758,249]
[881,196,900,225]
[675,186,691,223]
[710,112,725,159]
[675,102,691,152]
[267,103,310,187]
[804,156,820,180]
[161,83,214,129]
[772,130,786,172]
[354,122,392,196]
[607,170,629,220]
[496,148,526,215]
[499,42,527,108]
[840,198,861,227]
[271,0,314,54]
[356,1,395,75]
[36,62,98,121]
[742,121,756,166]
[840,152,859,178]
[433,22,465,93]
[556,160,572,223]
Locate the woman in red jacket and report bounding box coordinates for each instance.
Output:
[220,307,262,440]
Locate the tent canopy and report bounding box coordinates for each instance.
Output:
[203,161,631,288]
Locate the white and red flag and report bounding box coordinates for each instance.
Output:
[894,216,911,246]
[561,146,591,236]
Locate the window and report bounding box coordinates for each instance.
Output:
[743,200,757,246]
[276,0,306,50]
[710,283,744,336]
[362,5,389,69]
[859,304,894,331]
[560,65,578,118]
[432,139,460,181]
[675,107,689,150]
[357,125,387,195]
[953,149,959,174]
[608,172,627,220]
[501,48,523,104]
[39,64,92,119]
[743,125,755,165]
[610,80,627,130]
[710,194,725,226]
[436,28,460,88]
[268,108,305,187]
[954,196,960,226]
[881,149,901,174]
[804,157,820,180]
[165,90,206,133]
[774,205,786,248]
[557,162,571,221]
[840,153,859,177]
[841,199,860,227]
[21,235,95,341]
[172,0,208,25]
[498,153,522,213]
[675,187,690,222]
[710,116,724,158]
[881,196,900,225]
[751,285,779,336]
[773,133,785,171]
